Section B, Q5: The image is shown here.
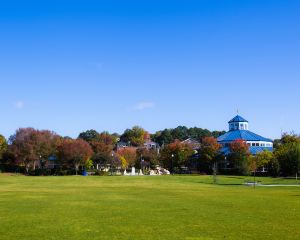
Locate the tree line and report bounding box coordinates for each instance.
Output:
[0,126,299,177]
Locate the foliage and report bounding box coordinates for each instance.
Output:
[275,141,300,176]
[79,130,117,167]
[0,135,7,160]
[152,126,225,146]
[85,158,94,169]
[267,156,280,177]
[8,128,59,173]
[248,150,274,173]
[92,152,112,166]
[78,129,99,143]
[160,140,194,172]
[57,138,93,174]
[136,148,159,168]
[228,139,250,175]
[199,137,221,162]
[5,128,300,178]
[198,137,221,179]
[117,147,137,167]
[120,126,147,146]
[119,156,128,170]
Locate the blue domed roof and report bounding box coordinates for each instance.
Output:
[220,146,273,155]
[217,130,272,143]
[228,115,248,123]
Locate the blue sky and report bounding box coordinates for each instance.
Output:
[0,0,299,139]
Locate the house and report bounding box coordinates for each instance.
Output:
[116,140,160,152]
[181,138,200,150]
[116,141,129,150]
[217,115,273,155]
[143,140,160,151]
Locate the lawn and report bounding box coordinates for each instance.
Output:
[0,174,299,240]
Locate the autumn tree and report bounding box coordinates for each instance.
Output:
[136,148,159,169]
[198,137,221,182]
[228,139,250,175]
[78,130,117,166]
[117,147,137,167]
[160,140,194,173]
[118,156,128,170]
[9,128,59,173]
[120,126,147,146]
[57,138,93,175]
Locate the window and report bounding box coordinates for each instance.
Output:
[252,143,255,146]
[256,143,259,146]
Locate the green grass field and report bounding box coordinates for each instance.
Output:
[0,174,299,240]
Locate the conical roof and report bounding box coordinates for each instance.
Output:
[228,115,248,123]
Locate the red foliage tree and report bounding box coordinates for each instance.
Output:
[57,138,93,174]
[200,137,221,162]
[9,128,59,173]
[230,139,249,155]
[199,137,221,183]
[117,147,137,167]
[229,139,250,175]
[160,140,194,172]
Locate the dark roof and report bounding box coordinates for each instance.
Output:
[228,115,248,123]
[217,130,273,143]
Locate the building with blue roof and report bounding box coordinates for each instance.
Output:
[217,115,273,155]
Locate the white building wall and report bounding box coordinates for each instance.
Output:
[221,141,273,148]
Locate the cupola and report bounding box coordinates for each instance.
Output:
[228,115,249,131]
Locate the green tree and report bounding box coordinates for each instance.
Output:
[78,130,99,143]
[248,150,274,181]
[0,135,8,160]
[251,151,274,171]
[121,126,147,146]
[152,126,226,146]
[275,141,300,176]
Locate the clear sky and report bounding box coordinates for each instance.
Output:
[0,0,299,139]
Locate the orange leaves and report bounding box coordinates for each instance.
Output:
[229,139,249,155]
[201,137,221,153]
[117,147,137,167]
